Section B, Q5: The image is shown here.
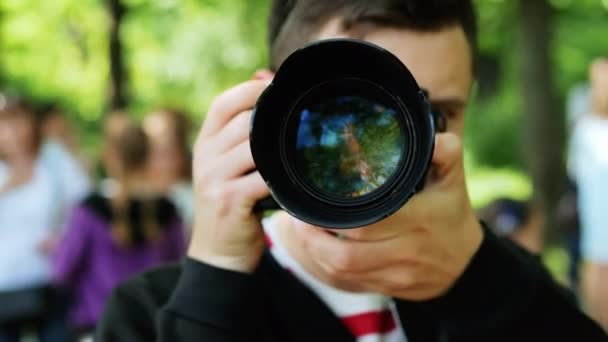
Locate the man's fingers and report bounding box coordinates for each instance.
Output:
[430,132,463,184]
[201,80,270,139]
[210,140,255,180]
[252,69,275,81]
[211,110,252,155]
[293,223,396,274]
[231,171,270,205]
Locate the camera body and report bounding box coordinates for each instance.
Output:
[251,39,438,229]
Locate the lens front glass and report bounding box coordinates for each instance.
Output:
[294,94,405,199]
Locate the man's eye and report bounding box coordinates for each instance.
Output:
[431,107,448,132]
[435,107,459,119]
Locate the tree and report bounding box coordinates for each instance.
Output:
[517,0,566,244]
[107,0,128,111]
[0,3,6,90]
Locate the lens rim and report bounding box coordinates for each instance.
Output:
[281,77,414,207]
[250,38,435,229]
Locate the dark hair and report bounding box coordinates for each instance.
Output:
[0,97,43,153]
[107,122,161,247]
[83,194,177,248]
[268,0,478,71]
[111,197,170,248]
[114,122,149,173]
[146,109,193,180]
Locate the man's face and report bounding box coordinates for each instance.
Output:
[292,22,474,241]
[315,20,474,137]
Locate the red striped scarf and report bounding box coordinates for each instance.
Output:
[263,217,407,342]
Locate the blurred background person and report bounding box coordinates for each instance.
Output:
[97,111,131,197]
[570,58,608,329]
[0,98,90,342]
[478,198,544,254]
[143,109,194,233]
[40,105,78,157]
[52,118,186,339]
[40,105,90,174]
[557,179,582,294]
[560,76,592,296]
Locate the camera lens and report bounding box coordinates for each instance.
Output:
[250,39,436,229]
[293,94,404,200]
[286,79,407,203]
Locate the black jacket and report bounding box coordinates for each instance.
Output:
[96,229,607,341]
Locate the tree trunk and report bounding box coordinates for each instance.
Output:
[0,6,5,89]
[106,0,128,111]
[517,0,566,245]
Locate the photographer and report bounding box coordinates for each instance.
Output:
[97,1,607,341]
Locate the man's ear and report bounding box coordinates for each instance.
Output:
[252,69,275,81]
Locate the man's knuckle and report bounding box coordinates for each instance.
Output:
[196,168,213,186]
[398,273,415,288]
[324,263,343,279]
[332,250,356,272]
[236,111,251,126]
[208,96,226,116]
[216,193,234,217]
[204,184,230,205]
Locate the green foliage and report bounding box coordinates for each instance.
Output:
[0,0,107,118]
[1,0,607,207]
[468,0,608,173]
[460,0,607,207]
[465,165,533,208]
[0,0,269,154]
[121,0,269,120]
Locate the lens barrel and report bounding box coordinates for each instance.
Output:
[250,39,436,229]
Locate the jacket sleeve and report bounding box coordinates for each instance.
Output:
[52,206,91,287]
[412,227,608,342]
[96,285,157,342]
[96,264,182,342]
[156,258,259,342]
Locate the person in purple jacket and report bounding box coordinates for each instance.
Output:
[52,116,186,337]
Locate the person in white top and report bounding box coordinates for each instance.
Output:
[571,59,608,329]
[144,109,195,232]
[0,99,90,341]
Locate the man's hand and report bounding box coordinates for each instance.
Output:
[188,80,271,274]
[291,132,483,301]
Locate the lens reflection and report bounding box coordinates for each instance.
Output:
[295,95,404,199]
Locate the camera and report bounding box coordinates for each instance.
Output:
[250,39,442,229]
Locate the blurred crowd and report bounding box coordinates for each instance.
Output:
[0,60,608,341]
[0,99,193,341]
[479,58,608,329]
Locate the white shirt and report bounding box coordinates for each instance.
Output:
[0,141,90,291]
[263,215,407,342]
[170,182,195,232]
[570,115,608,262]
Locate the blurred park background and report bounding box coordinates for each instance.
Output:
[0,0,607,283]
[1,0,608,340]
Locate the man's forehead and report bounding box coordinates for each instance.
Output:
[314,21,473,105]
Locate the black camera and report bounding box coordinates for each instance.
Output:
[250,39,442,229]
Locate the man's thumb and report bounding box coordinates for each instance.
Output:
[430,132,463,182]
